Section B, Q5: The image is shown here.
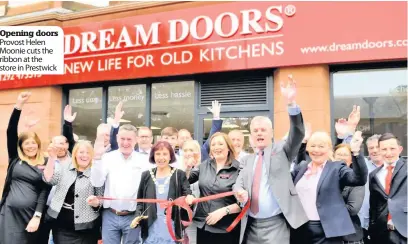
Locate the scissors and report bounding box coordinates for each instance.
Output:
[130,205,151,228]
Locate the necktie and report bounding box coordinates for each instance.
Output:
[385,165,394,221]
[251,150,263,215]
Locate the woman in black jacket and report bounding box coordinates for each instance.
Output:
[131,141,194,244]
[186,132,242,244]
[334,143,365,244]
[0,92,51,244]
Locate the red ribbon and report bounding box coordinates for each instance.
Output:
[98,191,250,242]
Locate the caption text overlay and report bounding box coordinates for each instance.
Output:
[0,26,64,75]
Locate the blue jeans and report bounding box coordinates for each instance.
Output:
[49,232,54,244]
[102,209,141,244]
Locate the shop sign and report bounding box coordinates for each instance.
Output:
[0,1,406,90]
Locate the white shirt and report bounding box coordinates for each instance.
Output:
[376,161,397,189]
[170,154,182,169]
[91,150,151,211]
[137,149,156,170]
[237,151,249,162]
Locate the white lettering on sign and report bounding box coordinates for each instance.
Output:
[71,97,99,104]
[65,22,161,54]
[109,95,145,102]
[98,57,122,71]
[64,5,288,54]
[161,51,193,65]
[153,91,192,100]
[65,61,94,74]
[64,41,284,74]
[127,55,155,68]
[200,42,284,61]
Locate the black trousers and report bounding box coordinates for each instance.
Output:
[37,216,53,244]
[291,221,343,244]
[196,226,240,244]
[363,228,370,244]
[370,230,407,244]
[53,227,99,244]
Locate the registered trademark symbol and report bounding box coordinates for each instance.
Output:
[284,5,296,17]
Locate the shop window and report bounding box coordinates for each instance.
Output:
[108,85,146,127]
[68,87,103,142]
[332,67,407,156]
[151,81,194,142]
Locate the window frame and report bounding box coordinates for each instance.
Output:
[62,68,275,144]
[329,60,407,156]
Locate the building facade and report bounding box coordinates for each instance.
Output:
[0,1,407,192]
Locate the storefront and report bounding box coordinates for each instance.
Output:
[0,1,406,185]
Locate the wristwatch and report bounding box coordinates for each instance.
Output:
[34,211,42,218]
[225,207,230,215]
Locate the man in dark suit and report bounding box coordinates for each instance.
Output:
[368,133,407,244]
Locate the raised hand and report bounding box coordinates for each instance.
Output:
[64,105,77,123]
[335,118,351,138]
[114,101,125,125]
[47,143,58,159]
[350,131,364,154]
[207,100,221,119]
[94,134,110,159]
[16,92,31,109]
[347,105,361,128]
[280,74,297,105]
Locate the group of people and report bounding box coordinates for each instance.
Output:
[0,75,406,244]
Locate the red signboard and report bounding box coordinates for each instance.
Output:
[0,1,406,90]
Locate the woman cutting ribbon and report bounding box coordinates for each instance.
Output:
[186,132,242,244]
[131,141,194,244]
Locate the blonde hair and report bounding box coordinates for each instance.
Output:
[71,141,94,170]
[17,131,45,166]
[182,140,202,169]
[306,131,334,161]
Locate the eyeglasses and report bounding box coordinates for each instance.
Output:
[335,153,351,157]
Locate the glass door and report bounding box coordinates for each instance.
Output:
[197,111,270,154]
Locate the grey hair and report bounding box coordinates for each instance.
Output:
[250,116,273,129]
[118,124,138,136]
[366,134,381,144]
